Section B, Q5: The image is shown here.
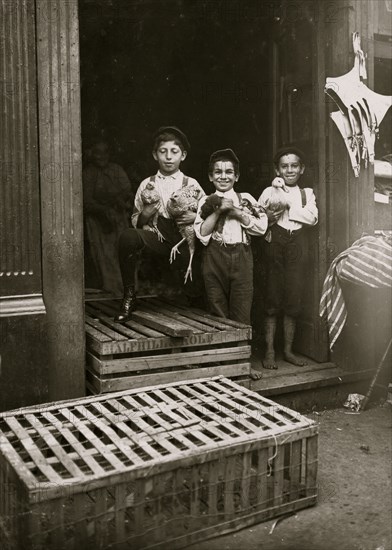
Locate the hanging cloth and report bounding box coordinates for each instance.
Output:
[325,32,392,176]
[319,235,392,349]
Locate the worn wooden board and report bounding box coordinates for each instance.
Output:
[85,298,252,355]
[87,345,251,375]
[86,363,252,394]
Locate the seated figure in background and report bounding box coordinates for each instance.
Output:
[83,140,133,296]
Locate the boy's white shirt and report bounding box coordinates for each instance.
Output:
[258,185,318,230]
[131,170,204,227]
[194,188,268,246]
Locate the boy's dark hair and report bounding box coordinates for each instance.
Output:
[152,126,190,152]
[208,148,240,175]
[273,146,306,167]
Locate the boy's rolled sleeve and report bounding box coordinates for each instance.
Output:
[288,189,318,226]
[194,196,211,246]
[240,193,268,236]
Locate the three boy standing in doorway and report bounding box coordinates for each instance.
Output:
[114,127,318,371]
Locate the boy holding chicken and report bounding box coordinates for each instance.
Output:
[194,148,268,329]
[258,147,318,369]
[114,126,204,322]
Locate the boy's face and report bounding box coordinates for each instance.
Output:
[275,154,304,186]
[209,160,239,192]
[153,140,186,176]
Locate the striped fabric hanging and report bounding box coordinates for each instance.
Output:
[319,236,392,349]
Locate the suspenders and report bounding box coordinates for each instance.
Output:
[300,188,307,207]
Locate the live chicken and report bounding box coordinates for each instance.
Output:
[166,185,202,282]
[140,181,164,240]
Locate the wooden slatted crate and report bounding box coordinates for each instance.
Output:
[85,297,252,394]
[0,376,318,550]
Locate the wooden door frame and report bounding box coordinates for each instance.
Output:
[36,0,85,400]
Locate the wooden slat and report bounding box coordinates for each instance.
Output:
[257,448,269,510]
[87,345,251,375]
[130,310,197,337]
[114,484,126,543]
[62,408,124,471]
[74,405,154,466]
[150,298,245,331]
[86,305,145,340]
[24,414,85,480]
[190,464,200,517]
[88,363,251,394]
[194,381,281,430]
[74,491,88,542]
[109,397,177,437]
[85,315,128,341]
[87,328,250,355]
[218,378,315,427]
[139,299,219,333]
[273,447,285,507]
[0,435,39,490]
[289,440,302,501]
[183,383,270,434]
[208,460,219,525]
[224,455,237,519]
[88,300,167,337]
[87,403,145,465]
[94,488,108,547]
[203,379,303,429]
[85,324,112,343]
[241,452,252,511]
[160,298,251,329]
[3,418,63,483]
[306,435,318,497]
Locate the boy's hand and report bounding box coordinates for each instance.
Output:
[142,202,160,219]
[176,211,197,226]
[266,208,285,224]
[218,198,234,212]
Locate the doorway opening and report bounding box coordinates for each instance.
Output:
[78,0,327,366]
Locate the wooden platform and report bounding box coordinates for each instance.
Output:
[85,297,252,394]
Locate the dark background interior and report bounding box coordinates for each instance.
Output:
[79,0,278,197]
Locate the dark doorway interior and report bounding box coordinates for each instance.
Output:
[78,0,277,298]
[78,0,326,364]
[79,0,275,193]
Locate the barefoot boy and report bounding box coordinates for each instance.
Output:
[114,126,204,322]
[258,147,318,369]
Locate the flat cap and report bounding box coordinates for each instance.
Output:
[273,146,306,165]
[153,126,190,151]
[209,148,240,167]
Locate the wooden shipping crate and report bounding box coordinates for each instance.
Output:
[85,297,252,394]
[0,376,318,550]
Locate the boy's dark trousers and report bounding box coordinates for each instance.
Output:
[118,216,202,298]
[264,224,308,317]
[202,240,253,325]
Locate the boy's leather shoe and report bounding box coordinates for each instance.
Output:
[114,286,137,322]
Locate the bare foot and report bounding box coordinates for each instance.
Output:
[263,352,278,370]
[284,352,308,366]
[250,368,263,380]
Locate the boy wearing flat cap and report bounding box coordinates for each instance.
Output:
[115,126,204,322]
[258,147,318,370]
[194,149,268,352]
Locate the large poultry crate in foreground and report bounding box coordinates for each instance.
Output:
[0,376,318,550]
[85,297,252,394]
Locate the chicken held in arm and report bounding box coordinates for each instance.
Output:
[166,185,202,283]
